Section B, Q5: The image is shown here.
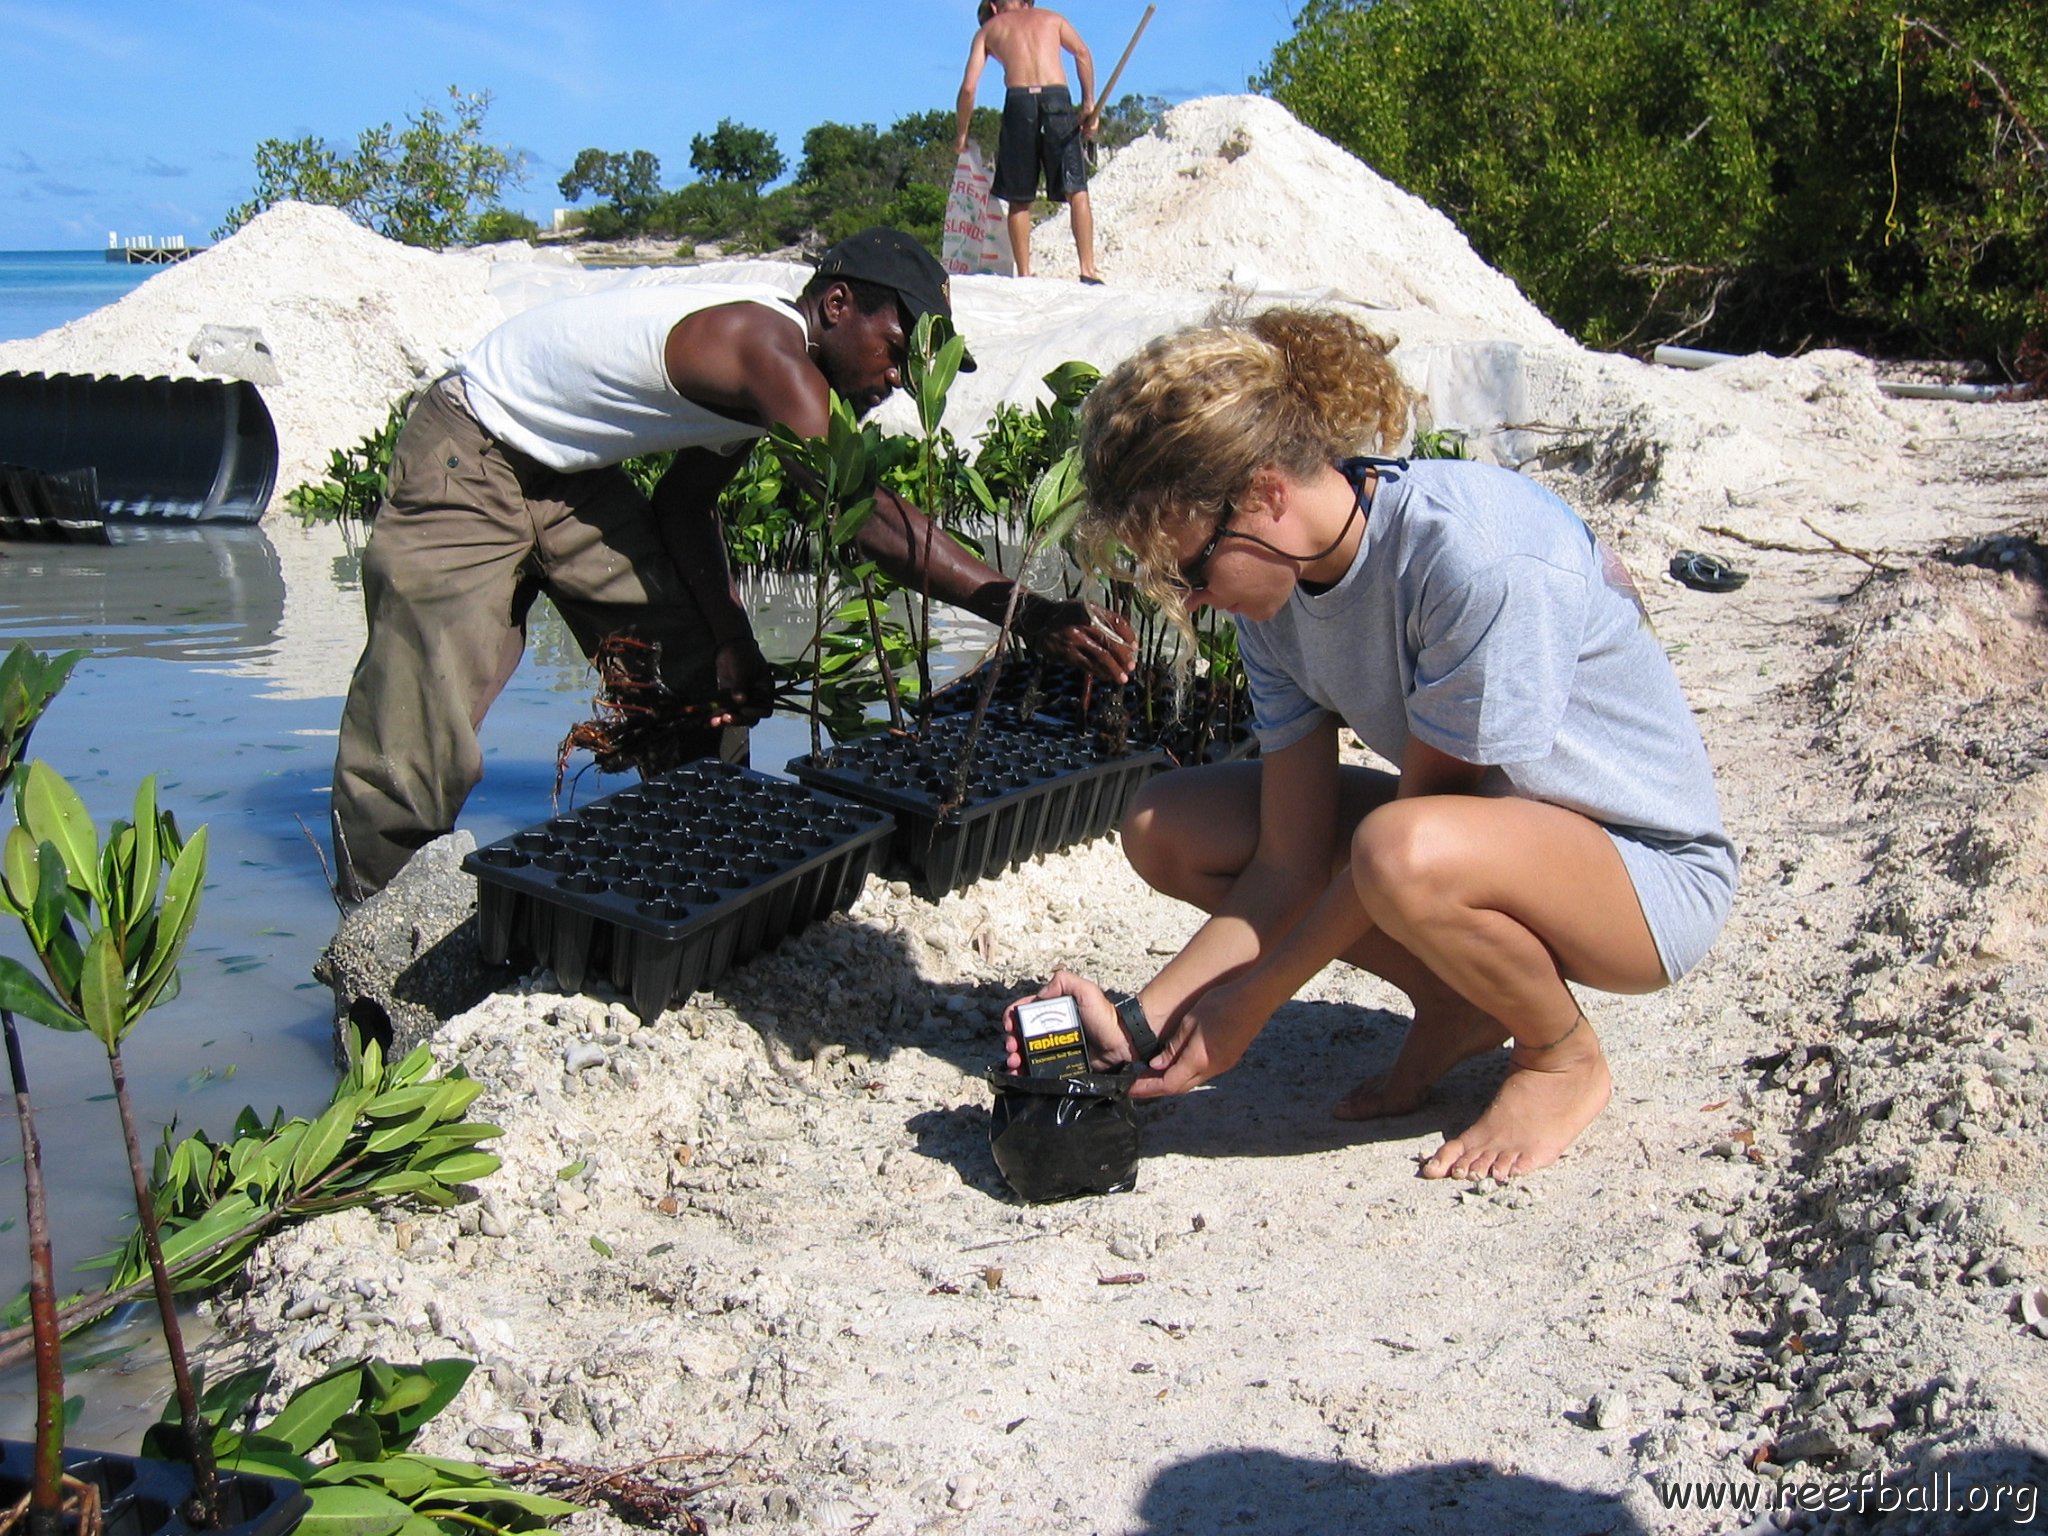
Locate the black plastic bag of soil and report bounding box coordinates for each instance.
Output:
[986,1067,1140,1202]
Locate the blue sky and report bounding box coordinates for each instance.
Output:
[0,0,1297,250]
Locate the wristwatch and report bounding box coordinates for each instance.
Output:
[1105,990,1162,1060]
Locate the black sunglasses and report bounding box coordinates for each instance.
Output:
[1175,502,1236,591]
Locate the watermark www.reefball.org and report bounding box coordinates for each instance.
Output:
[1651,1468,2040,1523]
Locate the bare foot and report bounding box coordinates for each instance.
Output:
[1420,1024,1613,1180]
[1332,1004,1508,1120]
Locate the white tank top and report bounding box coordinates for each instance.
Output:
[458,284,809,472]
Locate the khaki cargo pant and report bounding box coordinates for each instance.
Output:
[331,377,744,899]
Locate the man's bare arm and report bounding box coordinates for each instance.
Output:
[648,447,780,725]
[1062,17,1097,130]
[649,448,750,646]
[956,32,990,153]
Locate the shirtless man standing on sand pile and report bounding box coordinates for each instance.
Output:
[955,0,1104,283]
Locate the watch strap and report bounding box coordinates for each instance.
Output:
[1107,990,1162,1061]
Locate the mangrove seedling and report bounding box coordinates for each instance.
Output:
[0,642,84,1536]
[766,393,892,758]
[2,762,222,1525]
[899,312,992,732]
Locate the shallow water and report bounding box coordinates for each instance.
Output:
[0,251,156,345]
[0,511,992,1442]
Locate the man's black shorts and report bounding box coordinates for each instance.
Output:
[993,85,1088,205]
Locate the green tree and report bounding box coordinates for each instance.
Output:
[1095,94,1167,154]
[471,207,541,243]
[218,86,526,249]
[1259,0,2047,370]
[558,147,665,234]
[689,119,786,187]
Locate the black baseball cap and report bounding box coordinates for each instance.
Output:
[815,227,977,370]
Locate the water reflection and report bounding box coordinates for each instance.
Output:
[0,525,286,661]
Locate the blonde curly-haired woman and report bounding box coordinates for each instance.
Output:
[1006,309,1737,1180]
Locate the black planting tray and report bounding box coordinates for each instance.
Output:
[928,662,1257,766]
[0,1439,308,1536]
[464,760,895,1019]
[787,713,1166,898]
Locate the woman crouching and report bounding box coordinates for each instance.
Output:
[1008,309,1737,1179]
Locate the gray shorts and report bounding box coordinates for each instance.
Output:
[1608,828,1738,982]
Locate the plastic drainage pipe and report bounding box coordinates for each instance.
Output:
[0,370,279,525]
[1649,345,2014,402]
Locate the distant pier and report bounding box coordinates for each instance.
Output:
[106,232,200,265]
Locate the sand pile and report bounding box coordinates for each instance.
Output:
[1028,95,1569,347]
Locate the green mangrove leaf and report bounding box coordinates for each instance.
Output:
[195,1364,273,1424]
[414,1123,504,1149]
[294,1482,415,1536]
[362,1083,442,1121]
[326,1410,389,1464]
[391,1455,500,1486]
[20,761,100,903]
[128,777,161,927]
[1044,358,1101,406]
[358,1170,444,1200]
[375,1359,474,1440]
[0,955,86,1031]
[132,824,208,1016]
[412,1486,582,1518]
[292,1091,368,1190]
[156,1190,259,1273]
[246,1120,312,1193]
[1027,449,1087,547]
[959,462,997,517]
[1,826,36,915]
[262,1362,368,1456]
[427,1075,483,1120]
[417,1149,500,1185]
[314,1459,438,1502]
[27,837,68,955]
[370,1373,437,1416]
[832,494,878,545]
[79,927,128,1049]
[102,821,135,938]
[390,1040,435,1087]
[217,1442,321,1483]
[362,1105,439,1156]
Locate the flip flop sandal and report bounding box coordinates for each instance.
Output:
[1668,549,1749,592]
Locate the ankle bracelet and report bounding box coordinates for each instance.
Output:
[1515,1012,1587,1054]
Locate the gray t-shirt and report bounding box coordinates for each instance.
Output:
[1237,458,1731,858]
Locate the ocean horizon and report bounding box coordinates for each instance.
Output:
[0,249,160,345]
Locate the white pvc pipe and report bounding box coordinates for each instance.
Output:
[1651,344,1738,370]
[1651,343,2014,402]
[1873,379,2015,402]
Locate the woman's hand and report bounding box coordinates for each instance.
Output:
[1000,968,1135,1074]
[1128,982,1263,1100]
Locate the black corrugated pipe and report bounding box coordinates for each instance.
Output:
[0,371,279,536]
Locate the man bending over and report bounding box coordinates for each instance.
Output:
[331,227,1133,899]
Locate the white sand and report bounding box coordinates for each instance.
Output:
[14,96,2048,1535]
